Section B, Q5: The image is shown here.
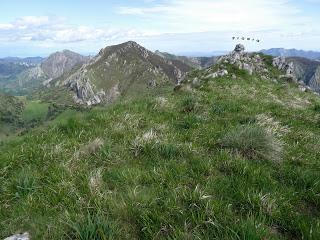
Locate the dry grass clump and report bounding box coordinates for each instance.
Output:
[220,124,283,162]
[256,114,290,138]
[89,168,103,194]
[74,138,104,160]
[131,129,159,157]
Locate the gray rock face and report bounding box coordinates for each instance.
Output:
[275,56,320,92]
[309,65,320,91]
[273,57,294,75]
[41,50,89,79]
[272,56,287,71]
[273,56,297,82]
[4,232,30,240]
[63,65,105,106]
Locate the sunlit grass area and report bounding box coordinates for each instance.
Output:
[1,59,320,239]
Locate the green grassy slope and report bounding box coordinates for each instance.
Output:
[0,93,80,143]
[0,94,25,122]
[0,94,25,140]
[22,101,50,123]
[1,59,320,239]
[0,63,46,96]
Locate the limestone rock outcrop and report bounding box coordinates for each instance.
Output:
[216,44,268,76]
[273,56,320,93]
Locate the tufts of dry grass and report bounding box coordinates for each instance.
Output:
[74,138,104,160]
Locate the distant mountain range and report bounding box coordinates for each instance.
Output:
[155,50,218,69]
[261,48,320,60]
[0,57,44,65]
[0,51,88,95]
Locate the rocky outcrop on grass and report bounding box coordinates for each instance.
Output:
[217,44,268,76]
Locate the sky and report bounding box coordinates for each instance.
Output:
[0,0,320,57]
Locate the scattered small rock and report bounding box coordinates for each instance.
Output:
[298,85,307,92]
[241,63,253,75]
[192,77,200,87]
[207,69,228,79]
[4,232,30,240]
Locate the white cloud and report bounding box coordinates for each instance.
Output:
[14,16,51,29]
[0,23,14,30]
[0,16,55,31]
[117,0,309,33]
[0,15,145,44]
[0,0,319,55]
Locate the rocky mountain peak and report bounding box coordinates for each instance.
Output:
[123,40,140,48]
[56,41,192,106]
[96,41,149,62]
[62,49,74,54]
[41,50,89,79]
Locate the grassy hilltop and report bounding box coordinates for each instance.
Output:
[1,54,320,239]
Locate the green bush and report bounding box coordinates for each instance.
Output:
[219,124,282,162]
